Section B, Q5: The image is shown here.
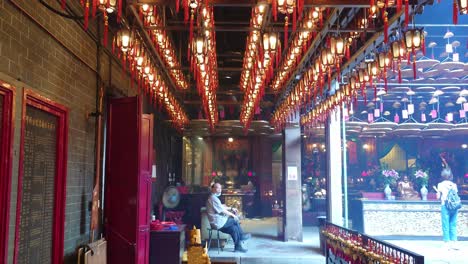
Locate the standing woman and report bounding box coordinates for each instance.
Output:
[434,168,459,250]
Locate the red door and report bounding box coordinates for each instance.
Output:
[105,97,152,264]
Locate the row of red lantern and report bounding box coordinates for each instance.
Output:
[112,28,189,130]
[300,87,356,129]
[139,5,189,91]
[270,31,352,131]
[239,4,276,130]
[270,7,324,93]
[240,4,268,92]
[189,5,219,130]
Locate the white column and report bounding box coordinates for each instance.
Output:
[327,107,343,225]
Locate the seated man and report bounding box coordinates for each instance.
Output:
[206,183,251,253]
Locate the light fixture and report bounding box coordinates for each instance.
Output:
[457,0,467,14]
[228,137,234,142]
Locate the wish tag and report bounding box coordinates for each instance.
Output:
[460,110,466,118]
[368,113,374,123]
[374,109,380,117]
[464,103,468,111]
[430,109,437,118]
[421,113,426,122]
[407,104,414,114]
[402,109,409,119]
[394,114,400,123]
[446,113,453,122]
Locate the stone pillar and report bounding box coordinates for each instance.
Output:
[281,112,302,242]
[326,108,343,225]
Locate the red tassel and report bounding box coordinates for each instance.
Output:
[176,0,179,13]
[299,0,304,15]
[384,14,388,43]
[422,37,426,55]
[103,13,108,46]
[84,1,89,30]
[397,0,402,13]
[189,15,194,47]
[184,3,189,24]
[293,7,297,33]
[398,68,402,83]
[273,0,277,21]
[91,0,97,17]
[413,55,417,80]
[284,19,288,51]
[117,0,122,23]
[405,0,409,27]
[61,0,66,9]
[346,45,350,60]
[453,2,458,25]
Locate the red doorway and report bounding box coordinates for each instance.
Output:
[0,80,15,264]
[105,96,153,264]
[13,89,68,264]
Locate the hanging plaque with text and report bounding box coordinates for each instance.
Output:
[17,106,58,264]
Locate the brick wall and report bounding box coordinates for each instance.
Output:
[0,1,137,263]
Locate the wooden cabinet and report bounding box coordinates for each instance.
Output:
[149,225,185,264]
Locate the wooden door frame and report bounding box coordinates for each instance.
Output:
[0,80,15,264]
[13,89,68,264]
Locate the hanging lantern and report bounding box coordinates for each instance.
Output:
[335,36,345,57]
[403,28,424,50]
[458,0,468,14]
[391,40,401,60]
[98,0,117,13]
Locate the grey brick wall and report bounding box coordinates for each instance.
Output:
[0,1,136,263]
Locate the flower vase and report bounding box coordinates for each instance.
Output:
[384,184,392,200]
[420,185,428,201]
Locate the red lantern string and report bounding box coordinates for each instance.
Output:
[176,0,180,13]
[61,0,66,9]
[184,1,189,24]
[397,0,402,13]
[412,55,417,79]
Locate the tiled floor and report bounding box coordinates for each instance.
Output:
[208,217,468,264]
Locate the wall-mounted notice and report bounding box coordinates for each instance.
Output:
[287,166,297,181]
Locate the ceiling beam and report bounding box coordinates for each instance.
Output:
[130,0,371,7]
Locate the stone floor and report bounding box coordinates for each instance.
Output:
[207,217,468,264]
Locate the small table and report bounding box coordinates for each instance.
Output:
[149,225,185,264]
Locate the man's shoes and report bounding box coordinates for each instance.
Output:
[240,233,251,241]
[234,245,248,253]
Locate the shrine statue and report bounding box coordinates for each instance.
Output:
[397,175,420,200]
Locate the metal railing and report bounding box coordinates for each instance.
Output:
[320,221,424,264]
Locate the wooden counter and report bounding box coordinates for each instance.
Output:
[350,199,468,238]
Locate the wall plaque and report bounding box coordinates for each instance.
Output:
[17,106,58,264]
